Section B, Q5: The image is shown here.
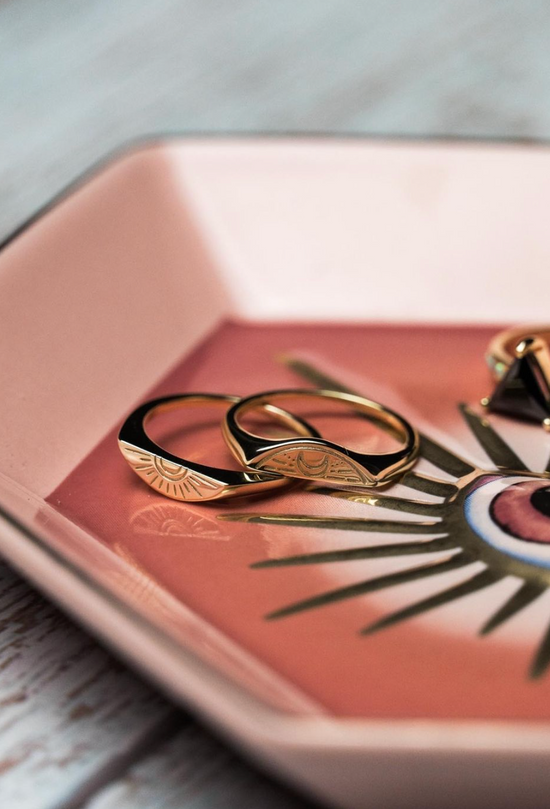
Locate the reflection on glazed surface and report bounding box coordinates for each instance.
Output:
[130,502,231,541]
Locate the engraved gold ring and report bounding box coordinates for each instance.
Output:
[484,325,550,428]
[118,393,319,502]
[223,389,419,489]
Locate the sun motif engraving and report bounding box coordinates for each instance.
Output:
[119,442,222,501]
[256,445,370,485]
[220,360,550,680]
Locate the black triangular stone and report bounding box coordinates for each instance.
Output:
[489,353,550,423]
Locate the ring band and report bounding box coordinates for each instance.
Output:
[223,389,419,489]
[484,326,550,428]
[118,393,319,502]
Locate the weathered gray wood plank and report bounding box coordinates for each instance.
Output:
[2,0,550,240]
[0,562,175,808]
[85,721,314,809]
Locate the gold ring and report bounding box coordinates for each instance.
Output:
[483,326,550,429]
[118,393,319,502]
[486,325,550,380]
[223,389,419,489]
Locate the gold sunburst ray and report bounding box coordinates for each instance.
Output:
[221,513,447,534]
[418,432,476,477]
[480,581,547,636]
[399,471,458,498]
[251,536,456,568]
[459,402,529,471]
[531,623,550,679]
[304,485,447,517]
[266,551,470,620]
[361,567,501,636]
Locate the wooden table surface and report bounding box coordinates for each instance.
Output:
[2,2,550,806]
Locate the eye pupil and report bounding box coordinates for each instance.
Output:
[531,487,550,518]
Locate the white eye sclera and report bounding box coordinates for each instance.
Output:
[465,475,550,568]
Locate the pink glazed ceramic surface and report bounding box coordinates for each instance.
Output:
[3,137,550,809]
[47,321,550,721]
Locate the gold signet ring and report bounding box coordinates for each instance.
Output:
[118,393,319,502]
[223,389,419,489]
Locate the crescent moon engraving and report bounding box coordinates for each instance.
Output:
[295,451,330,477]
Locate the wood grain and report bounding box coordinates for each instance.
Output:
[0,562,175,807]
[2,0,550,240]
[86,721,314,809]
[2,0,550,806]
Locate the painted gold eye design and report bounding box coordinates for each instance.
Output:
[488,479,550,545]
[220,361,550,680]
[464,476,550,563]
